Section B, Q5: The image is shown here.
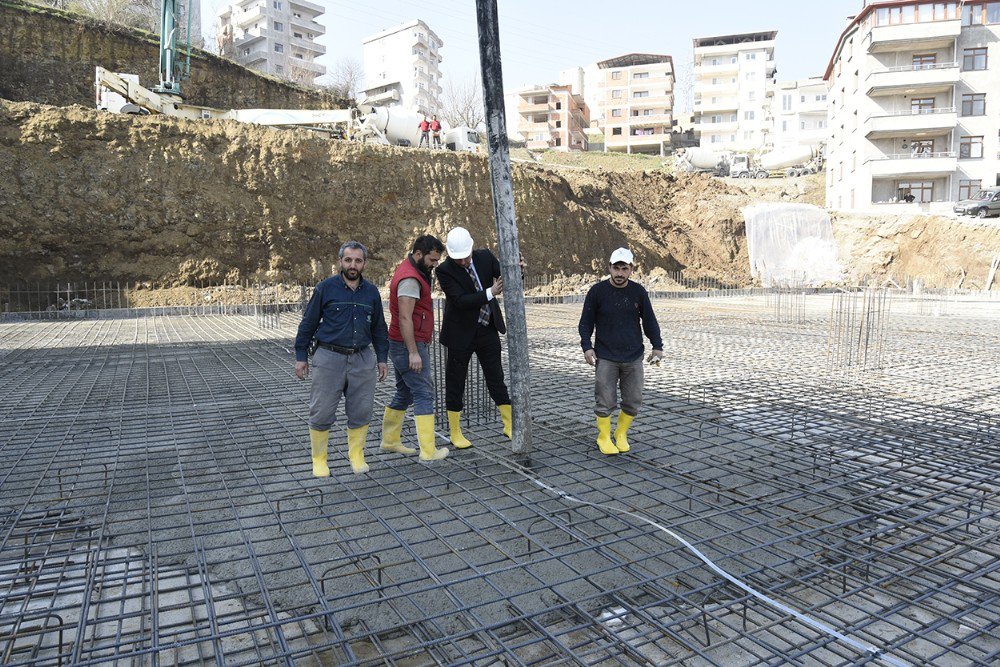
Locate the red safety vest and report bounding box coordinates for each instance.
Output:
[419,120,430,132]
[430,120,441,132]
[388,257,434,343]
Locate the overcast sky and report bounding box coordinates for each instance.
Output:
[202,0,861,107]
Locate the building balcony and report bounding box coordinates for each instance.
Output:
[867,152,957,177]
[232,6,269,29]
[289,14,325,36]
[695,61,739,76]
[243,50,269,65]
[627,113,673,125]
[629,74,674,87]
[607,131,671,146]
[868,19,961,53]
[289,57,325,74]
[695,120,739,133]
[866,62,959,97]
[694,96,739,112]
[865,108,956,139]
[519,101,549,114]
[697,80,739,95]
[289,34,325,55]
[289,0,324,15]
[233,31,267,49]
[629,94,673,107]
[521,122,555,134]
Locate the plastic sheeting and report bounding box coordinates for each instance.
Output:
[743,203,843,286]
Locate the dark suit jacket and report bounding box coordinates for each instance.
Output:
[437,248,506,349]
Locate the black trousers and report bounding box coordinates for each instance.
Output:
[444,326,510,412]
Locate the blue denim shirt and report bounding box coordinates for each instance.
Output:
[295,275,389,363]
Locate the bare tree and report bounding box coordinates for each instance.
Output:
[315,58,363,99]
[441,75,485,130]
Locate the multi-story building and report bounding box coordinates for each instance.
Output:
[596,54,675,155]
[516,84,590,151]
[693,31,776,150]
[360,20,443,116]
[770,77,830,149]
[825,1,1000,211]
[216,0,326,85]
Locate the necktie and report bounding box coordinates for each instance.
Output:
[467,265,491,326]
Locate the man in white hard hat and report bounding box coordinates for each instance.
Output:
[578,248,663,455]
[436,227,512,448]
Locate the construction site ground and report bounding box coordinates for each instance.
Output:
[2,290,997,666]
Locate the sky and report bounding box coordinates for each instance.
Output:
[202,0,862,110]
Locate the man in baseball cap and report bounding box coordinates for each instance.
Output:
[578,248,663,455]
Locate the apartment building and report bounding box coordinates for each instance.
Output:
[693,31,776,150]
[596,54,675,155]
[217,0,326,85]
[360,20,443,116]
[770,78,830,149]
[516,85,590,151]
[825,1,1000,211]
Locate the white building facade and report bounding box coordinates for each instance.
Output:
[361,20,443,116]
[770,78,830,149]
[216,0,326,85]
[693,31,777,151]
[825,1,1000,211]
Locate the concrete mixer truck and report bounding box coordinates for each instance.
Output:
[355,105,482,153]
[676,145,823,178]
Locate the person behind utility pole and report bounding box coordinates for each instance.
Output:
[578,248,663,455]
[380,235,450,461]
[436,227,512,448]
[295,241,389,476]
[430,114,443,149]
[418,115,431,148]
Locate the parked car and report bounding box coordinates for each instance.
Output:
[953,187,1000,218]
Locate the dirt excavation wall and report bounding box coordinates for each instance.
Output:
[0,101,750,286]
[0,0,344,111]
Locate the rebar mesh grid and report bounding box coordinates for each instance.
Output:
[1,293,997,666]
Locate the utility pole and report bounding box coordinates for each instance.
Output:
[475,0,532,454]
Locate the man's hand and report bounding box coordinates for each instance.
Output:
[295,361,309,379]
[647,350,664,365]
[408,351,423,372]
[583,349,596,366]
[377,362,388,382]
[492,275,504,296]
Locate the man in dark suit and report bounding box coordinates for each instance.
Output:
[437,227,512,448]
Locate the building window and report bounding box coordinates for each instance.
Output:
[897,181,933,203]
[910,139,934,155]
[744,72,756,80]
[800,121,806,129]
[963,3,1000,24]
[611,127,622,135]
[555,120,561,128]
[611,71,622,80]
[748,91,755,101]
[611,89,622,99]
[743,130,753,139]
[241,48,251,56]
[275,64,284,74]
[634,72,649,79]
[744,111,755,120]
[633,91,648,98]
[911,97,935,113]
[782,120,788,131]
[293,32,303,38]
[782,94,792,111]
[555,137,561,147]
[273,21,283,32]
[273,1,281,8]
[962,93,986,115]
[274,43,284,53]
[963,47,987,71]
[800,95,806,103]
[555,102,562,110]
[611,109,622,117]
[710,135,722,143]
[959,179,983,199]
[959,135,984,158]
[912,53,936,69]
[745,52,756,60]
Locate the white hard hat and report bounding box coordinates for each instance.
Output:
[446,227,474,259]
[609,248,634,265]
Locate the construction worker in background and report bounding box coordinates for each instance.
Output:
[418,115,431,148]
[436,227,512,448]
[430,115,443,149]
[380,235,450,462]
[578,248,664,455]
[295,241,388,476]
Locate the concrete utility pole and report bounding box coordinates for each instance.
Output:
[475,0,532,454]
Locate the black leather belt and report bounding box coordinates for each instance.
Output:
[316,342,366,355]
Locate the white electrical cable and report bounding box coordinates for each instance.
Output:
[475,450,910,667]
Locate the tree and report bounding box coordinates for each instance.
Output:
[441,75,485,130]
[316,58,364,100]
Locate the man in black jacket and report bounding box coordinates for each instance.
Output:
[436,227,512,448]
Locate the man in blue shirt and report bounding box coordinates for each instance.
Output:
[579,248,663,455]
[295,241,389,476]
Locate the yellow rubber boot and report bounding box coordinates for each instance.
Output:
[596,416,617,455]
[415,414,448,461]
[614,413,634,453]
[380,407,415,455]
[347,425,370,475]
[310,429,330,477]
[448,411,472,449]
[498,404,512,439]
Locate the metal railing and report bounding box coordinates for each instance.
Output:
[868,106,955,119]
[866,61,958,77]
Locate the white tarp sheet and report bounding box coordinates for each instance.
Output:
[743,203,842,287]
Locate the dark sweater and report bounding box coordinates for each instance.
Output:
[578,279,662,363]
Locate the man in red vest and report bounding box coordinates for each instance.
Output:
[430,115,443,149]
[418,116,431,148]
[380,235,450,461]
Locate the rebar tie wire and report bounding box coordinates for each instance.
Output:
[467,445,912,667]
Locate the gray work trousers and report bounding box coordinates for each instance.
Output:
[308,346,377,431]
[594,357,644,418]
